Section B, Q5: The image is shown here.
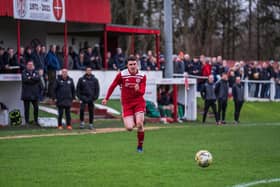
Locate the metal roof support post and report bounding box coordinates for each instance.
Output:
[164,0,173,78]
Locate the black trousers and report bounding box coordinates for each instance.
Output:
[23,100,38,124]
[260,83,270,98]
[203,99,218,123]
[217,99,227,121]
[234,101,244,122]
[254,83,260,97]
[47,70,56,99]
[58,106,71,126]
[80,102,94,124]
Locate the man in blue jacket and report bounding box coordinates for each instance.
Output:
[46,44,60,99]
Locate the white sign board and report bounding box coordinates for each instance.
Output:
[13,0,65,23]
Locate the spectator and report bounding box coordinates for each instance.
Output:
[174,57,184,74]
[69,46,78,68]
[76,67,100,130]
[219,60,229,75]
[200,75,218,124]
[260,62,272,98]
[190,57,202,76]
[140,54,148,70]
[24,46,33,65]
[201,57,212,78]
[147,55,157,70]
[232,76,244,124]
[31,44,45,70]
[107,51,115,70]
[215,72,229,124]
[55,45,64,69]
[252,61,261,97]
[113,48,126,70]
[183,54,192,74]
[157,86,174,119]
[4,47,19,72]
[92,44,102,70]
[62,46,74,70]
[211,57,220,81]
[75,51,86,70]
[275,66,280,99]
[0,47,5,72]
[41,45,47,59]
[54,68,75,130]
[18,46,26,70]
[135,53,142,70]
[228,69,236,88]
[46,44,60,99]
[21,60,42,126]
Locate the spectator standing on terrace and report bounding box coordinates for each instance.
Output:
[232,76,244,124]
[140,54,148,70]
[46,44,60,99]
[174,57,185,74]
[24,46,33,64]
[62,46,74,69]
[4,47,19,72]
[21,60,42,126]
[55,68,75,130]
[55,45,64,69]
[92,44,102,70]
[252,61,261,97]
[107,51,115,70]
[147,55,157,70]
[31,44,45,70]
[200,75,219,125]
[113,48,126,70]
[211,57,220,81]
[201,57,212,78]
[76,67,100,130]
[219,60,229,75]
[183,54,192,74]
[215,72,229,124]
[0,47,5,72]
[18,46,26,70]
[75,51,86,70]
[260,62,272,98]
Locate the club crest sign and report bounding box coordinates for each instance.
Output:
[13,0,65,23]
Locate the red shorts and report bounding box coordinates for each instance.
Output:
[122,101,146,117]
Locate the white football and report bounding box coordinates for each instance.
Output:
[195,150,213,167]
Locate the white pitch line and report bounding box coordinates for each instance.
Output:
[231,178,280,187]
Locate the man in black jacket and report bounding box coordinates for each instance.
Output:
[232,76,244,124]
[55,69,75,130]
[76,67,100,130]
[215,72,229,124]
[200,75,219,124]
[21,60,42,126]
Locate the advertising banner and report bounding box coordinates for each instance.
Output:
[13,0,65,23]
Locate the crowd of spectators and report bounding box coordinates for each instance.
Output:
[1,44,280,99]
[172,53,280,99]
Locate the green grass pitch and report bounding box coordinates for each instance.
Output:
[0,100,280,187]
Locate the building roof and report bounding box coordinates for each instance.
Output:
[106,24,160,35]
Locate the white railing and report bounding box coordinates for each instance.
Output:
[173,73,280,102]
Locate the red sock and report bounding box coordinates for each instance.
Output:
[137,131,145,148]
